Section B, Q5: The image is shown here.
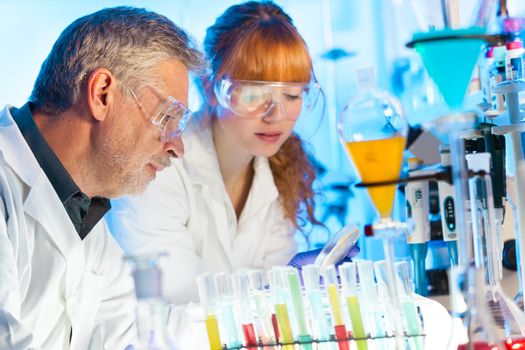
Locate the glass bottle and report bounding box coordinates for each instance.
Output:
[127,255,178,350]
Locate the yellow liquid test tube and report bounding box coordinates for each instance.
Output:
[205,314,223,350]
[327,284,344,325]
[327,284,350,350]
[346,296,368,350]
[275,303,294,350]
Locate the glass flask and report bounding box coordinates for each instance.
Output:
[450,153,525,349]
[338,66,408,349]
[126,254,178,350]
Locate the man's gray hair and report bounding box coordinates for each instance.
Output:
[30,6,206,115]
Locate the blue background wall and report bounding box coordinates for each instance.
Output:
[1,0,524,259]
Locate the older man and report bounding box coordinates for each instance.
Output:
[0,6,204,349]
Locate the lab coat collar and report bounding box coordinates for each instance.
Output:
[0,106,83,260]
[182,114,279,204]
[0,105,41,187]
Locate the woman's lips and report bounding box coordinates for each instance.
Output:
[255,132,282,143]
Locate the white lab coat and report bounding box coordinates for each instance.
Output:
[107,116,296,305]
[0,105,137,349]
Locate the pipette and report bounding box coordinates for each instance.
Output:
[339,262,368,350]
[437,145,459,265]
[196,273,223,350]
[405,157,431,296]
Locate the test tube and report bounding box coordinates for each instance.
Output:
[232,272,258,347]
[287,268,313,349]
[269,267,294,350]
[322,265,349,350]
[214,272,242,348]
[196,273,223,350]
[250,270,275,344]
[339,262,368,350]
[395,261,424,350]
[302,265,334,350]
[356,261,388,348]
[373,261,401,348]
[267,270,280,343]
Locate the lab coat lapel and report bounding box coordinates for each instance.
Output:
[23,173,83,263]
[0,106,84,282]
[206,184,235,259]
[183,119,235,262]
[240,156,279,222]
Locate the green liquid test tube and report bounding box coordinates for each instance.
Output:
[402,300,423,350]
[346,296,368,350]
[287,269,313,350]
[339,263,367,350]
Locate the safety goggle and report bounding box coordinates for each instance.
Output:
[122,80,192,142]
[214,78,321,120]
[150,96,192,141]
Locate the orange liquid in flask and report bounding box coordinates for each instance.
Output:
[346,136,405,218]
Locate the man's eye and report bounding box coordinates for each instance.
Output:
[156,114,170,128]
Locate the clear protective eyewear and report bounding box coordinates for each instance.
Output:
[121,80,192,142]
[214,78,321,120]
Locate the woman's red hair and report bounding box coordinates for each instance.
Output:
[204,1,321,230]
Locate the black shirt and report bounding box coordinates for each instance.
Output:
[11,103,110,240]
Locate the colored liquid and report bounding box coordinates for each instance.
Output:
[275,304,294,350]
[414,28,485,110]
[345,136,405,218]
[254,292,273,341]
[334,324,350,350]
[402,300,424,350]
[242,323,257,347]
[505,338,525,349]
[307,291,331,341]
[457,338,525,349]
[346,296,368,350]
[271,313,280,343]
[288,271,309,335]
[205,314,223,350]
[221,303,241,347]
[327,284,344,325]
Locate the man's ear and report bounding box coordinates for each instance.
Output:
[202,79,218,107]
[85,68,116,122]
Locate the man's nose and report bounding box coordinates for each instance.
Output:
[164,135,184,158]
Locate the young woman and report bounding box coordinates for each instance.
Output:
[107,1,322,304]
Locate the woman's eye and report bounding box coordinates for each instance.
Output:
[284,93,301,101]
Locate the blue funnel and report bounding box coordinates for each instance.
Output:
[412,27,486,111]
